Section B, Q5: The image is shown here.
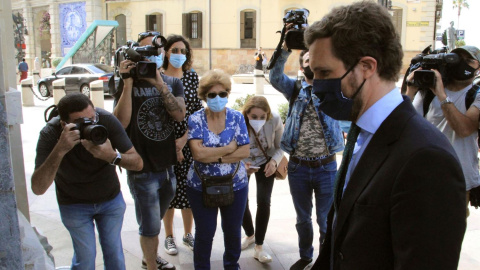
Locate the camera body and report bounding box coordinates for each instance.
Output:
[411,52,460,89]
[115,35,166,80]
[73,118,108,145]
[283,9,309,50]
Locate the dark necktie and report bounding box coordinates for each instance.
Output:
[334,123,361,212]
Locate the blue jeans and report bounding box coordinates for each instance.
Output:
[127,168,176,236]
[288,160,336,260]
[59,192,126,270]
[186,186,248,270]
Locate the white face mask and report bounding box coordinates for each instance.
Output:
[249,120,266,133]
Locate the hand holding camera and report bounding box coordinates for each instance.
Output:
[114,34,166,80]
[267,9,309,69]
[81,138,116,163]
[406,67,447,100]
[57,123,81,154]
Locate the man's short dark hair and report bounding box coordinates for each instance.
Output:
[22,58,25,62]
[304,1,403,82]
[57,93,94,122]
[299,49,309,68]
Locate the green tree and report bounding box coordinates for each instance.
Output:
[453,0,469,29]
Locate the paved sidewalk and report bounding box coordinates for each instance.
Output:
[20,81,480,269]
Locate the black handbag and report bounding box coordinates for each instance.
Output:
[194,162,240,208]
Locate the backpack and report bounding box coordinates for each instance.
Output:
[44,105,59,123]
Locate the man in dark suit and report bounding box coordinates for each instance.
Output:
[304,2,466,270]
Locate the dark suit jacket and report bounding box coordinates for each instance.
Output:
[313,99,466,270]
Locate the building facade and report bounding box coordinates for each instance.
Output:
[12,0,443,76]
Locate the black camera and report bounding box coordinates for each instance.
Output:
[267,8,309,69]
[72,118,108,145]
[283,9,309,50]
[403,45,460,91]
[115,35,166,80]
[412,53,460,89]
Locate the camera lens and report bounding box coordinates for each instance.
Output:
[83,125,108,145]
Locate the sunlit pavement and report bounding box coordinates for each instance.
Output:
[19,80,480,269]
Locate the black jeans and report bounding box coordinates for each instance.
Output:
[242,162,275,245]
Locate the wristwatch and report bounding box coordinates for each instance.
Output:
[111,151,122,165]
[440,96,453,106]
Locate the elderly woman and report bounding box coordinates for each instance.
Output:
[240,96,284,263]
[161,34,202,255]
[187,69,250,270]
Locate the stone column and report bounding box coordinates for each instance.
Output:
[90,80,104,109]
[49,3,61,59]
[0,0,24,267]
[86,0,103,25]
[254,69,265,95]
[21,77,35,106]
[53,78,66,105]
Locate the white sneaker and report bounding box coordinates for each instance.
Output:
[164,235,178,255]
[241,235,255,250]
[253,247,272,263]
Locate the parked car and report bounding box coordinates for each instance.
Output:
[37,64,114,97]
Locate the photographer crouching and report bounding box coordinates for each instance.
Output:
[112,31,185,270]
[406,45,480,217]
[32,93,143,269]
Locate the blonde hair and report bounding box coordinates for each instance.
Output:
[198,69,232,101]
[242,96,272,129]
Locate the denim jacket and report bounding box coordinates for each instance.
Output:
[269,49,344,155]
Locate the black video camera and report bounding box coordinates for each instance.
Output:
[403,45,460,91]
[114,35,166,80]
[72,117,108,145]
[283,9,309,50]
[267,9,309,70]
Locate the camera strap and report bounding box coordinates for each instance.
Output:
[287,80,303,117]
[266,25,287,70]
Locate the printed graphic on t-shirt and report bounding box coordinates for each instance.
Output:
[137,96,174,142]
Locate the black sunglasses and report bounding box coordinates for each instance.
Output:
[170,48,188,55]
[207,92,228,99]
[138,31,162,42]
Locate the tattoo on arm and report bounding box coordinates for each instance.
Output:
[162,90,183,113]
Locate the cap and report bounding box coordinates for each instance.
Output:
[452,46,480,62]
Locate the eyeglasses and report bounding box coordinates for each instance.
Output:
[207,92,228,99]
[138,31,162,42]
[169,48,188,55]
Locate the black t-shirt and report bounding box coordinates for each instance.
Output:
[34,108,133,205]
[125,74,184,172]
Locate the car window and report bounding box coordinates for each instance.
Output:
[56,67,72,75]
[88,64,114,74]
[71,66,89,75]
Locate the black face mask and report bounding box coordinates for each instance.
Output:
[303,65,314,80]
[450,59,477,81]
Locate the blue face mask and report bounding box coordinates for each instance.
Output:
[312,63,365,121]
[169,54,187,69]
[207,96,228,112]
[146,54,164,69]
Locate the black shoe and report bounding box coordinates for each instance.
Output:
[290,258,313,270]
[141,255,176,270]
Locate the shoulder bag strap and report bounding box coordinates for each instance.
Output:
[250,127,269,160]
[194,161,240,179]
